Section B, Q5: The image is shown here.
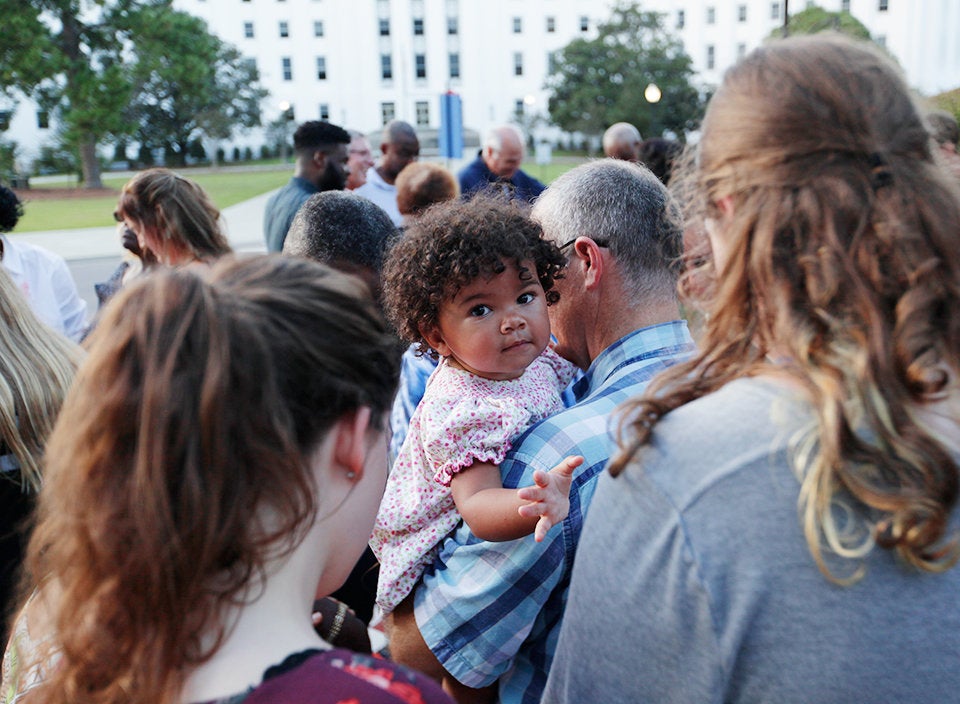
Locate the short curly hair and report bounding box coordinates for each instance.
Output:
[382,196,566,355]
[0,186,24,233]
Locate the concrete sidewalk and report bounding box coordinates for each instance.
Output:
[7,189,275,261]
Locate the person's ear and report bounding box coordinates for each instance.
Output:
[420,325,451,358]
[716,195,734,219]
[312,150,328,170]
[333,407,373,481]
[570,237,605,288]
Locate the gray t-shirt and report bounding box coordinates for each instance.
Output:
[545,376,960,703]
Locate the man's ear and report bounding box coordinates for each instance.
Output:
[420,325,451,358]
[573,237,605,289]
[312,150,328,169]
[333,406,373,481]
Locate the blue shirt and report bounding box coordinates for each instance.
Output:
[264,176,318,252]
[457,153,546,204]
[414,321,694,704]
[389,345,439,465]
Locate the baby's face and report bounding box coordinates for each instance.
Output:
[427,260,551,380]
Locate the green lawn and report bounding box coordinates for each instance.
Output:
[16,167,291,232]
[13,159,588,233]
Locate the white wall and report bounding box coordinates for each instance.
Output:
[5,0,958,170]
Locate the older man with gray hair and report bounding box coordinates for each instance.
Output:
[388,159,694,704]
[602,121,642,162]
[458,124,545,203]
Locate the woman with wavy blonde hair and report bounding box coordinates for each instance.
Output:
[2,256,451,704]
[545,34,960,703]
[0,268,80,645]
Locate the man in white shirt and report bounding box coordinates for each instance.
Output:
[354,120,419,226]
[0,186,87,341]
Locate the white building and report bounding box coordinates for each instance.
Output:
[3,0,958,169]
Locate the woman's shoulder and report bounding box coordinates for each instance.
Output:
[199,649,452,704]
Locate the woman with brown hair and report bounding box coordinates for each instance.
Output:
[2,256,451,704]
[546,34,960,702]
[113,168,231,268]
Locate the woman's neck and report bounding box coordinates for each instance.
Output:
[178,539,330,703]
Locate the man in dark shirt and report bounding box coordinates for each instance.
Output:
[264,120,351,252]
[458,124,545,203]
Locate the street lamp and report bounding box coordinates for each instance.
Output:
[644,83,662,104]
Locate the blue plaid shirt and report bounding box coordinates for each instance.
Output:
[414,321,694,704]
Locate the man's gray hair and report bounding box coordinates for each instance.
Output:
[531,159,682,305]
[283,191,398,273]
[483,124,524,153]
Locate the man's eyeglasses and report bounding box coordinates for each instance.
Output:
[558,238,609,253]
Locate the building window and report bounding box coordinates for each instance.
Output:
[706,45,715,70]
[876,34,887,47]
[415,53,427,79]
[281,57,292,80]
[379,18,390,36]
[546,16,555,32]
[314,20,324,37]
[738,4,746,21]
[514,99,524,119]
[316,56,327,80]
[319,103,330,121]
[279,21,289,37]
[513,52,523,76]
[878,0,888,10]
[381,102,395,125]
[243,21,254,38]
[0,112,10,131]
[413,18,424,35]
[512,16,522,33]
[707,7,715,24]
[841,0,850,9]
[37,110,49,129]
[579,15,589,32]
[449,52,460,79]
[737,43,746,59]
[416,101,430,127]
[447,16,458,34]
[771,2,781,19]
[547,50,556,74]
[677,9,685,29]
[381,54,392,80]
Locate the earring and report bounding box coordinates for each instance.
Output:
[346,471,356,480]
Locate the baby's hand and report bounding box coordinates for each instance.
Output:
[517,456,584,541]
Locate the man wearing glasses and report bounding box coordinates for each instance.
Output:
[389,159,695,704]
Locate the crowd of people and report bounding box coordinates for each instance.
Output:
[2,32,960,703]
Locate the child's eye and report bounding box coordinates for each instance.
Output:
[517,292,536,305]
[469,304,491,317]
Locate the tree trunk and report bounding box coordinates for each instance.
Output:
[79,138,103,189]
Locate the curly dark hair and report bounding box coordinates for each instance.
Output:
[382,195,566,355]
[0,186,24,233]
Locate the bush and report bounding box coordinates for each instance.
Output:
[243,146,253,161]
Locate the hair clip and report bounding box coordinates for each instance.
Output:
[868,152,893,190]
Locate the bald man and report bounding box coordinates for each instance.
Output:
[458,124,545,203]
[602,122,642,162]
[355,120,420,226]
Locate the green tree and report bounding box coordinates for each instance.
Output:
[545,2,703,140]
[777,5,871,39]
[0,0,137,188]
[124,6,267,166]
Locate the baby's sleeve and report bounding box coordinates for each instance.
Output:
[420,396,532,486]
[541,346,580,390]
